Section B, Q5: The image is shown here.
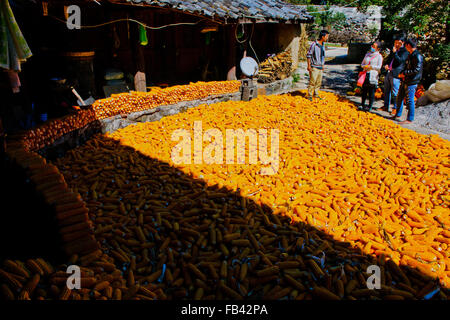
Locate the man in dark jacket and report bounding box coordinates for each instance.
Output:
[383,35,409,113]
[393,38,424,124]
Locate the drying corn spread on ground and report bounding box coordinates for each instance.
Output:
[111,92,449,280]
[0,254,160,300]
[50,92,450,300]
[2,92,449,300]
[20,81,241,151]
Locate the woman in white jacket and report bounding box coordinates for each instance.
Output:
[360,41,383,111]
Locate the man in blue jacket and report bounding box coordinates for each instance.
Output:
[383,35,409,113]
[393,38,424,124]
[306,30,329,101]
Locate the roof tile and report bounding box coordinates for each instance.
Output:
[127,0,313,22]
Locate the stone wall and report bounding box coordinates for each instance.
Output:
[330,6,382,43]
[258,77,296,96]
[100,92,242,134]
[38,92,242,159]
[37,82,307,159]
[299,5,382,43]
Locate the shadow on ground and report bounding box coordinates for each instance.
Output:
[325,55,351,66]
[0,158,66,263]
[22,133,445,300]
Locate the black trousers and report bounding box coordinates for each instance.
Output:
[361,77,376,110]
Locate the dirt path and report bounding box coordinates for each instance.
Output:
[291,54,450,141]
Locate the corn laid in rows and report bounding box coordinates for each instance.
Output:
[19,81,241,151]
[46,92,450,300]
[0,254,159,300]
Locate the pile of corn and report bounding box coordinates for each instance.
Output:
[3,147,100,256]
[2,92,448,300]
[91,81,242,119]
[43,91,449,300]
[18,81,241,152]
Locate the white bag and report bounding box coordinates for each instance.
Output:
[426,80,450,103]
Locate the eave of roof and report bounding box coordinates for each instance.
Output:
[110,0,314,24]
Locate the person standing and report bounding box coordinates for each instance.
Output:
[393,38,424,124]
[306,30,329,101]
[383,35,409,113]
[360,41,383,111]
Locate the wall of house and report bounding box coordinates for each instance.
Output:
[11,1,304,100]
[233,23,300,71]
[12,2,226,99]
[277,24,301,70]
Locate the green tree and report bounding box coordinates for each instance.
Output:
[305,5,347,28]
[289,0,449,37]
[357,0,449,36]
[288,0,449,82]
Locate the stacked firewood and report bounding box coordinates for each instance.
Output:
[257,51,293,83]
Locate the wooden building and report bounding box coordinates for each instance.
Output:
[1,0,312,128]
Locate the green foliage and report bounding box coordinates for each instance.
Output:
[292,73,301,83]
[287,0,312,4]
[434,44,450,63]
[357,0,449,36]
[287,0,448,83]
[289,0,448,37]
[356,0,448,85]
[329,12,346,30]
[287,0,356,4]
[367,23,379,38]
[306,5,347,28]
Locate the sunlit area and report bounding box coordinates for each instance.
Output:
[1,0,448,310]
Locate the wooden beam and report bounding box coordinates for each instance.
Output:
[226,25,237,80]
[46,0,105,4]
[107,0,312,25]
[234,17,306,25]
[130,9,147,91]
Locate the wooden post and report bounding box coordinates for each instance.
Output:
[226,24,237,80]
[130,9,147,91]
[174,13,181,81]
